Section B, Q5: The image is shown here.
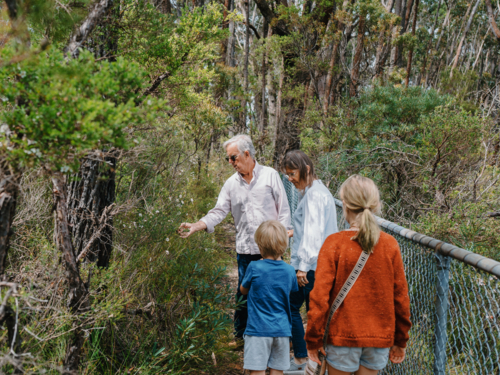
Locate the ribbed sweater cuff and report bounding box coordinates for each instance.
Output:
[306,341,323,351]
[394,339,407,349]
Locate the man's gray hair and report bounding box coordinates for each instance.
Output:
[223,134,256,159]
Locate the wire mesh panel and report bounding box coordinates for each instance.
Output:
[379,228,437,375]
[282,174,300,220]
[445,261,500,374]
[282,177,500,375]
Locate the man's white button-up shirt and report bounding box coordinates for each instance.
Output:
[200,162,292,255]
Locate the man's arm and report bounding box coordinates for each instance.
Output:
[177,182,231,238]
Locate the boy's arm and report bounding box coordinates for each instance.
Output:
[240,285,249,295]
[240,263,253,296]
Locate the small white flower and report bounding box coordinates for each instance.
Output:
[156,210,159,213]
[60,165,71,173]
[123,224,126,227]
[147,100,152,105]
[149,257,152,262]
[179,194,182,199]
[0,124,10,133]
[20,71,26,78]
[139,213,142,217]
[133,222,137,228]
[166,237,169,242]
[165,250,170,255]
[0,96,8,102]
[133,139,139,144]
[190,198,193,203]
[181,200,184,205]
[169,197,172,201]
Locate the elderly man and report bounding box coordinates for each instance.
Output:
[178,134,292,343]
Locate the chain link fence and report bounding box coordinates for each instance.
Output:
[282,176,500,375]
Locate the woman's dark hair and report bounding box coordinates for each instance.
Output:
[282,150,317,185]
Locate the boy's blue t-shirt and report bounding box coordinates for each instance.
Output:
[241,259,299,337]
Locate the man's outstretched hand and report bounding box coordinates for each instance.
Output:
[389,346,406,364]
[177,221,207,238]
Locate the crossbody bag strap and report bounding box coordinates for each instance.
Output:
[322,250,370,348]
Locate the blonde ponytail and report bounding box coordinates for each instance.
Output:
[339,175,381,254]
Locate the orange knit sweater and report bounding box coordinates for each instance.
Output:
[305,231,411,350]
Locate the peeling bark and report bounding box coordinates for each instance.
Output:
[0,175,17,279]
[485,0,500,42]
[65,0,114,59]
[450,0,481,77]
[68,150,117,267]
[350,14,366,97]
[405,0,420,86]
[53,174,89,373]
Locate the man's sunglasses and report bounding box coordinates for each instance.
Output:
[225,155,238,162]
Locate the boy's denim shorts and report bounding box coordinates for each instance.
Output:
[243,335,290,371]
[325,345,390,372]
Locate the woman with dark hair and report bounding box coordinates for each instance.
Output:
[282,150,338,372]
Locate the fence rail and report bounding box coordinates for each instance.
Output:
[282,176,500,375]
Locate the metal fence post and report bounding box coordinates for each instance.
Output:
[434,252,451,375]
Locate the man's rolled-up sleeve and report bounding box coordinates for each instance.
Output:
[272,172,292,230]
[200,183,231,233]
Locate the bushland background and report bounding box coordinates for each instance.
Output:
[0,0,498,373]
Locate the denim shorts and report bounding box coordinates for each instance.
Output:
[243,335,290,371]
[325,345,390,372]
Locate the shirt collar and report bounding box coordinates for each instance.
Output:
[236,160,259,181]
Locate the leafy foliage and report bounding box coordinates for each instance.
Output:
[0,49,158,172]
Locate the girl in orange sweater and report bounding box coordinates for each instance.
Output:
[305,175,411,375]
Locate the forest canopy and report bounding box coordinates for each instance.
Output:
[0,0,498,373]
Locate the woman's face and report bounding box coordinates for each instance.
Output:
[285,167,309,191]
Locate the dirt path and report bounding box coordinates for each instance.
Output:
[216,223,246,374]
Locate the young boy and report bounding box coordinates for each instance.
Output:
[240,220,299,375]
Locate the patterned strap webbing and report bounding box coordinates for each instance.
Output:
[322,250,370,348]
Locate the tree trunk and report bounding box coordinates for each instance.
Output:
[65,0,115,59]
[226,0,236,67]
[450,0,481,77]
[485,0,500,42]
[0,172,17,279]
[221,0,231,63]
[405,0,420,86]
[259,18,269,134]
[53,174,89,373]
[323,37,341,113]
[67,150,117,267]
[418,0,441,85]
[350,13,366,97]
[242,0,250,132]
[374,0,396,79]
[389,0,402,73]
[396,0,408,67]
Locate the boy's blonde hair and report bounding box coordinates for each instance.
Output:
[339,175,381,254]
[254,220,288,259]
